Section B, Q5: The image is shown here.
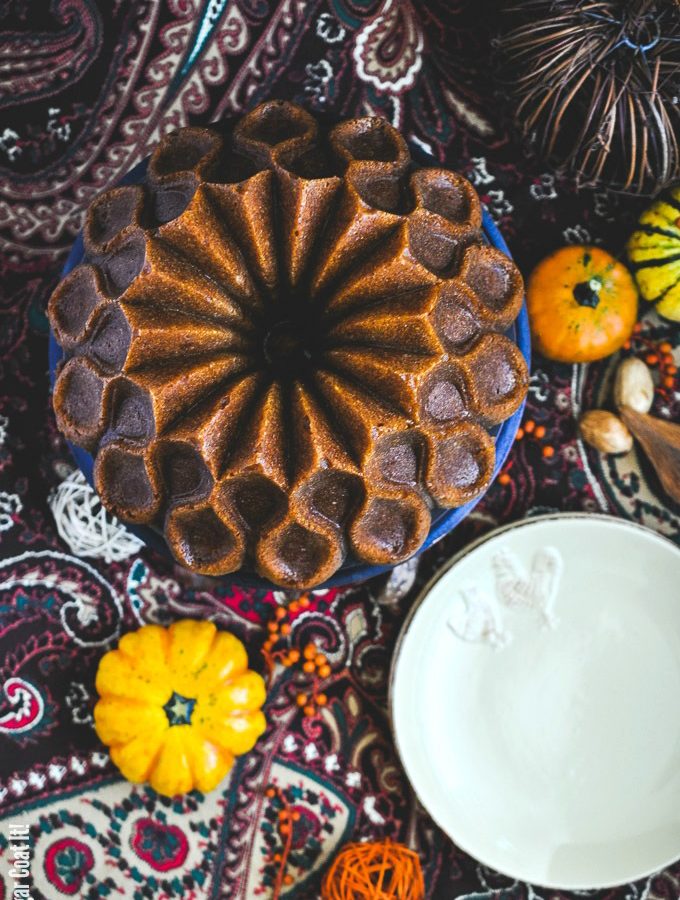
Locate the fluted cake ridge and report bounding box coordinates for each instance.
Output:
[49,101,528,588]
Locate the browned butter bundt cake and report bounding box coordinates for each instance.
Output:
[49,101,528,588]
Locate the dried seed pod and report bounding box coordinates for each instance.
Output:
[579,410,633,455]
[620,406,680,505]
[613,357,655,414]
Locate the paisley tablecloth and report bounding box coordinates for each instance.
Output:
[0,1,678,897]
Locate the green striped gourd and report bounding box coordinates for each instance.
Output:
[627,186,680,322]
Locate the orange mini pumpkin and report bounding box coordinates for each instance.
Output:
[527,246,638,363]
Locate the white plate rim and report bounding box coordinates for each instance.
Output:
[388,511,680,890]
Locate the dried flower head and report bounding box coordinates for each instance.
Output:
[498,0,680,194]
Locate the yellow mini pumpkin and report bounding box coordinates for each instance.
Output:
[527,246,638,364]
[627,185,680,322]
[94,619,266,797]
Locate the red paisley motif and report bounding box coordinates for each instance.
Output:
[354,0,424,93]
[0,0,101,108]
[0,677,44,734]
[131,817,189,872]
[44,837,95,895]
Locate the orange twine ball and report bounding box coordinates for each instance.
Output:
[321,840,425,900]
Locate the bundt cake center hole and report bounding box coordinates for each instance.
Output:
[263,319,313,376]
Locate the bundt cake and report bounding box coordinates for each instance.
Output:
[49,101,528,588]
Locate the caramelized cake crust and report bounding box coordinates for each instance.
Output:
[49,101,528,588]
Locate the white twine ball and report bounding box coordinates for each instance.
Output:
[49,469,144,563]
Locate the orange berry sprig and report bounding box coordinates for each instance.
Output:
[264,784,301,899]
[499,415,555,487]
[623,325,677,399]
[261,595,311,686]
[295,643,331,718]
[259,599,332,715]
[515,418,546,443]
[513,418,555,460]
[622,320,648,352]
[649,341,677,397]
[622,321,645,352]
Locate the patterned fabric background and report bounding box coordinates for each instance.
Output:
[0,1,678,897]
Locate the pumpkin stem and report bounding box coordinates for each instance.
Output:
[573,277,602,308]
[163,691,196,726]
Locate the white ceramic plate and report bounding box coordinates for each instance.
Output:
[390,514,680,889]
